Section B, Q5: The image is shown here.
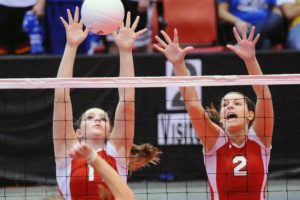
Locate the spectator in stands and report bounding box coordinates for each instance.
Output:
[0,0,45,55]
[44,0,102,55]
[281,0,300,50]
[217,0,294,50]
[107,0,153,53]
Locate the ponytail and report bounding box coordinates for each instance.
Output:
[128,143,162,172]
[205,103,223,127]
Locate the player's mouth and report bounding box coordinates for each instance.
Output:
[226,113,238,121]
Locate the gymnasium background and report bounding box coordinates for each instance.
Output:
[0,51,299,186]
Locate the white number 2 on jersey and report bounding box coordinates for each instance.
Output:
[233,156,247,176]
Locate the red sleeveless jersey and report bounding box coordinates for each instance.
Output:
[204,128,271,200]
[56,141,127,200]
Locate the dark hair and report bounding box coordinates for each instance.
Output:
[205,92,256,128]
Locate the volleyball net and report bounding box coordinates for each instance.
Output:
[0,74,299,200]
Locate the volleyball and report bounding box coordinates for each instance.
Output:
[81,0,125,35]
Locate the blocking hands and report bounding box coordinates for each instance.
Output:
[69,143,97,164]
[153,28,193,66]
[113,11,147,52]
[60,7,89,47]
[227,23,260,62]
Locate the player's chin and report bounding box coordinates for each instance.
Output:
[89,132,106,139]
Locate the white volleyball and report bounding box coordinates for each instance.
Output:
[81,0,125,35]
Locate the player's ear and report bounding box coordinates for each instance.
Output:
[76,129,83,139]
[247,111,255,121]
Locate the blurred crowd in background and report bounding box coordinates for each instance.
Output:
[0,0,300,56]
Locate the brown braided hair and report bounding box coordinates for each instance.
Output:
[95,144,162,200]
[205,103,222,127]
[128,143,162,172]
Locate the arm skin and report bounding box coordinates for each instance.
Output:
[227,24,274,148]
[53,7,89,166]
[153,29,222,152]
[109,12,147,159]
[154,25,274,151]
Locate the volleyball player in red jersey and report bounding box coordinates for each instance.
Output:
[154,23,274,200]
[69,142,136,200]
[53,8,148,200]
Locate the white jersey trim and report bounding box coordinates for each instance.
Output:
[106,140,128,182]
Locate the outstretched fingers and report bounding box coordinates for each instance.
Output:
[183,46,194,54]
[173,28,179,44]
[83,27,89,37]
[155,35,168,48]
[160,30,172,44]
[226,44,238,54]
[131,15,140,31]
[60,17,68,29]
[135,28,147,37]
[153,43,164,53]
[125,11,131,28]
[253,33,260,46]
[67,9,73,24]
[73,7,79,23]
[248,26,255,41]
[233,27,241,43]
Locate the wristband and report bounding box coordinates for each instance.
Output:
[86,149,98,164]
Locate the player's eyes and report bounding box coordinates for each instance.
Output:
[100,117,107,122]
[86,115,94,120]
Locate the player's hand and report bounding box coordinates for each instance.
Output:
[113,11,147,52]
[234,19,252,35]
[69,142,96,163]
[60,7,89,47]
[226,23,259,62]
[154,29,193,66]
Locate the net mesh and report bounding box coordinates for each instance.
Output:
[0,76,299,200]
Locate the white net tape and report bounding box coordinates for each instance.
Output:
[0,74,299,89]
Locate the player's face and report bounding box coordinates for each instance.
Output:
[219,93,253,132]
[80,108,110,140]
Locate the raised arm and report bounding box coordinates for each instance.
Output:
[227,24,274,148]
[153,29,222,152]
[109,12,147,158]
[69,143,136,200]
[53,7,88,165]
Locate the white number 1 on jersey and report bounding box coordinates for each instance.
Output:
[88,164,95,181]
[233,156,247,176]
